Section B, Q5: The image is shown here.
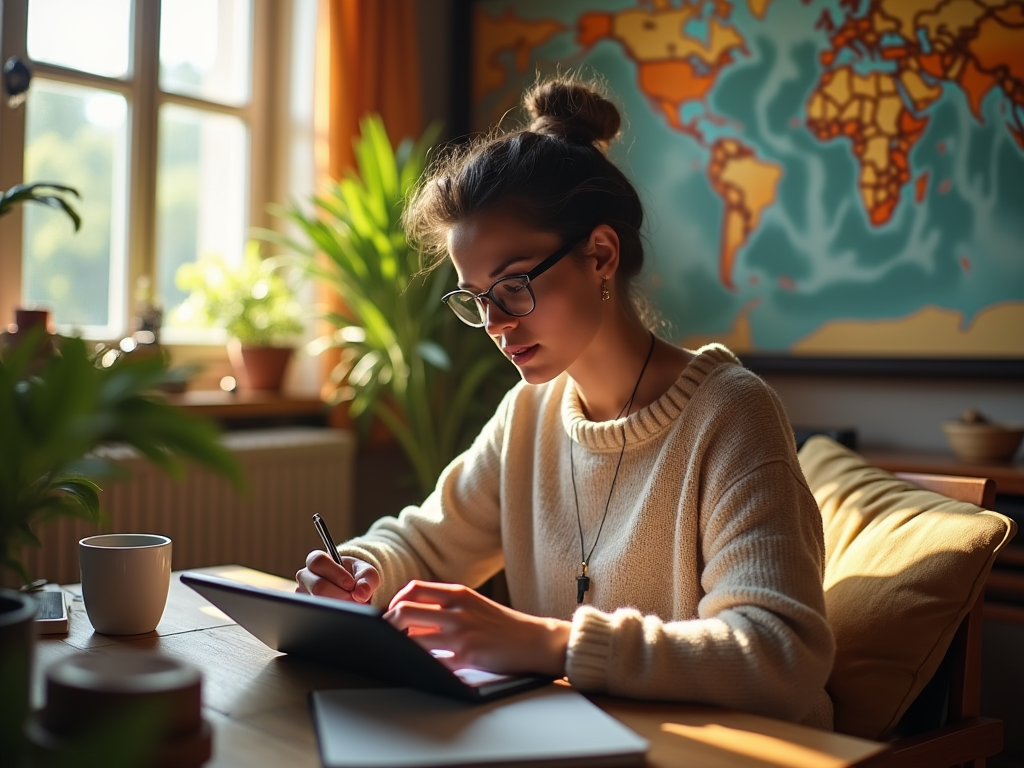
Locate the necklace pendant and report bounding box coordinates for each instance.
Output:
[576,563,590,604]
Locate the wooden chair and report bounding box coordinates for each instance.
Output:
[862,472,1002,768]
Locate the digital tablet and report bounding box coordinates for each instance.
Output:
[180,572,553,702]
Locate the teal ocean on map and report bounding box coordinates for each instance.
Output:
[473,0,1024,357]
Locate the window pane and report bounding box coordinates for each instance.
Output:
[23,80,128,331]
[160,0,252,106]
[27,0,132,79]
[157,104,249,318]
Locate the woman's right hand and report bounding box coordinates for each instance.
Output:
[295,551,380,604]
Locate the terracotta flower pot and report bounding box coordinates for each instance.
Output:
[15,308,51,332]
[0,307,57,366]
[227,340,293,392]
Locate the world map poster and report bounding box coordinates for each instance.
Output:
[471,0,1024,366]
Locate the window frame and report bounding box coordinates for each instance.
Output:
[0,0,279,346]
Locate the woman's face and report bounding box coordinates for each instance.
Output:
[447,211,606,384]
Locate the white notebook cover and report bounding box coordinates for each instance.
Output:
[309,684,649,768]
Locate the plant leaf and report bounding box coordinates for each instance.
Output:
[416,341,451,370]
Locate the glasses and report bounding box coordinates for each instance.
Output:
[441,239,580,327]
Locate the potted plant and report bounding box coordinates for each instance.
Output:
[0,329,243,761]
[0,183,80,358]
[173,241,305,392]
[265,117,517,495]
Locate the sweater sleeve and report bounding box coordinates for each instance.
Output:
[335,386,518,609]
[565,375,835,723]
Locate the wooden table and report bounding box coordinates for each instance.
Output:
[34,566,889,768]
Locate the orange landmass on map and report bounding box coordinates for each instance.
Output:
[707,139,783,290]
[876,0,987,45]
[578,2,778,288]
[638,61,719,132]
[578,4,746,141]
[970,4,1024,150]
[817,0,1024,172]
[602,6,745,64]
[682,301,1024,357]
[911,0,1023,130]
[473,7,565,102]
[915,170,929,203]
[792,302,1024,357]
[807,67,930,226]
[747,0,772,20]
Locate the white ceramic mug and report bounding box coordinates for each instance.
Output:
[79,534,172,635]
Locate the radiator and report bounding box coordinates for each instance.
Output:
[12,427,356,587]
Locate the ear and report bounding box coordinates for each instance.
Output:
[582,224,620,280]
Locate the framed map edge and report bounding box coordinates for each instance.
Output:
[740,354,1024,379]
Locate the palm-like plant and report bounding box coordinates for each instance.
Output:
[0,331,243,584]
[266,117,516,495]
[0,182,80,230]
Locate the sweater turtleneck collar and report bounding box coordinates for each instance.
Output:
[561,343,740,452]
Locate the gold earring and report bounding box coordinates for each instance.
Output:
[600,278,611,302]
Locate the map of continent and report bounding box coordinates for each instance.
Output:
[473,0,1024,358]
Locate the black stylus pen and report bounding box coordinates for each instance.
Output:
[312,513,343,565]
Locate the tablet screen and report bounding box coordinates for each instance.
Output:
[454,668,517,687]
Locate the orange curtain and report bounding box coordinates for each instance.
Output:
[315,0,424,181]
[313,0,424,429]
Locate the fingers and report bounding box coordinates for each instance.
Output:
[385,600,449,635]
[346,557,381,603]
[295,566,356,601]
[295,551,380,603]
[383,604,463,668]
[382,582,570,676]
[387,579,466,612]
[384,582,487,663]
[306,550,355,590]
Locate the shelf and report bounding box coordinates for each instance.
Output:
[984,602,1024,625]
[861,450,1024,496]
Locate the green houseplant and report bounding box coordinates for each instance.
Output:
[0,330,243,585]
[174,241,304,391]
[267,117,516,495]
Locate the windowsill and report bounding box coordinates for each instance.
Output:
[167,389,329,429]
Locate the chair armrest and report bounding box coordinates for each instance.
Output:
[856,717,1002,768]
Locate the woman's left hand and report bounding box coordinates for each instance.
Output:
[384,581,570,677]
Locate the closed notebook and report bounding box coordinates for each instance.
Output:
[309,684,649,768]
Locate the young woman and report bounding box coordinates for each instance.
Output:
[296,77,835,728]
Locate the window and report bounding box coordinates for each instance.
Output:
[0,0,280,342]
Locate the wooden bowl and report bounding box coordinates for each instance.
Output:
[941,422,1024,463]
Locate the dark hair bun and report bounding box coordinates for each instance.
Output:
[525,77,621,147]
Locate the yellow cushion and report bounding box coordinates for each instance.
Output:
[797,435,1016,740]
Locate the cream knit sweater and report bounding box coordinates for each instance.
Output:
[339,344,836,727]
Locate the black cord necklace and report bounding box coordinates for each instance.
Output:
[570,332,656,604]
